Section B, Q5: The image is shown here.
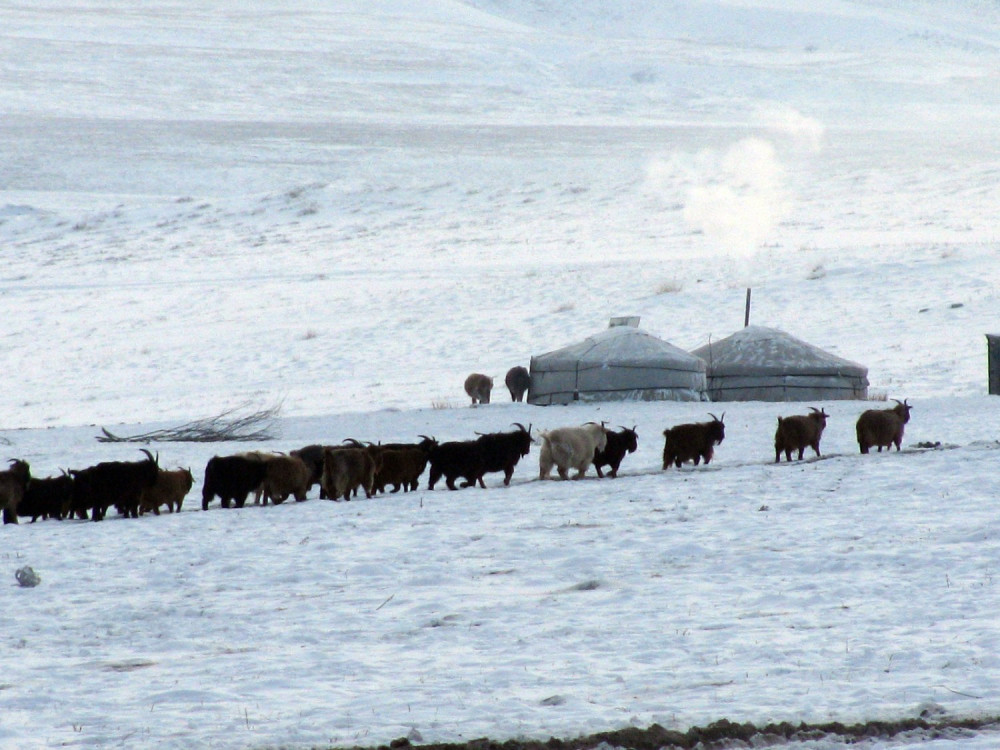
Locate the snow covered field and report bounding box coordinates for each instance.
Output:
[2,1,1000,748]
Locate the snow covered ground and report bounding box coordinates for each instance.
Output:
[2,1,1000,748]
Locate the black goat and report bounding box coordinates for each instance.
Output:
[18,471,74,522]
[290,444,327,496]
[662,414,725,470]
[593,426,638,478]
[504,366,530,402]
[474,422,533,487]
[70,449,159,521]
[0,459,31,525]
[427,440,487,490]
[201,453,269,510]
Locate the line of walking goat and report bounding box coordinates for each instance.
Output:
[1,399,914,525]
[659,399,912,471]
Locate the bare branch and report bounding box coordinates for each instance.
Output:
[96,400,282,443]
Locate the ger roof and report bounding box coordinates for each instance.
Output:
[533,325,705,371]
[691,325,867,377]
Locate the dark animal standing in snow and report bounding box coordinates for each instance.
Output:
[504,366,530,402]
[70,449,159,521]
[139,468,194,515]
[473,422,533,487]
[774,407,829,462]
[372,447,429,494]
[18,471,73,522]
[464,373,493,405]
[201,453,270,510]
[321,446,381,501]
[856,399,912,454]
[0,459,31,524]
[427,439,487,490]
[662,414,725,470]
[290,444,327,496]
[369,435,437,494]
[538,423,608,480]
[260,454,312,504]
[593,426,638,478]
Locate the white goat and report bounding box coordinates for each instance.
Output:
[538,423,608,480]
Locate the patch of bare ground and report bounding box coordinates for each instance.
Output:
[335,715,1000,750]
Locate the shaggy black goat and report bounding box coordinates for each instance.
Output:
[504,366,530,402]
[0,459,31,525]
[70,449,159,521]
[201,453,269,510]
[18,471,73,522]
[662,414,725,470]
[473,422,533,487]
[427,439,487,490]
[290,444,327,495]
[593,426,638,478]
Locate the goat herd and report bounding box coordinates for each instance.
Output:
[0,398,913,526]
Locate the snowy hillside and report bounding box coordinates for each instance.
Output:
[2,1,1000,748]
[3,0,1000,430]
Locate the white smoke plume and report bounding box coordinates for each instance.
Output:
[754,103,825,153]
[647,106,825,261]
[682,136,788,258]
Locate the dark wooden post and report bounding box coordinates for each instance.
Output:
[987,335,1000,395]
[744,288,752,327]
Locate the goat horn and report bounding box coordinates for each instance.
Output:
[511,422,527,432]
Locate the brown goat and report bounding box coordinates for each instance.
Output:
[373,447,428,494]
[260,454,312,504]
[464,373,493,405]
[321,446,382,502]
[774,407,829,462]
[857,399,911,454]
[662,414,725,470]
[237,451,281,504]
[0,459,31,524]
[139,468,194,515]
